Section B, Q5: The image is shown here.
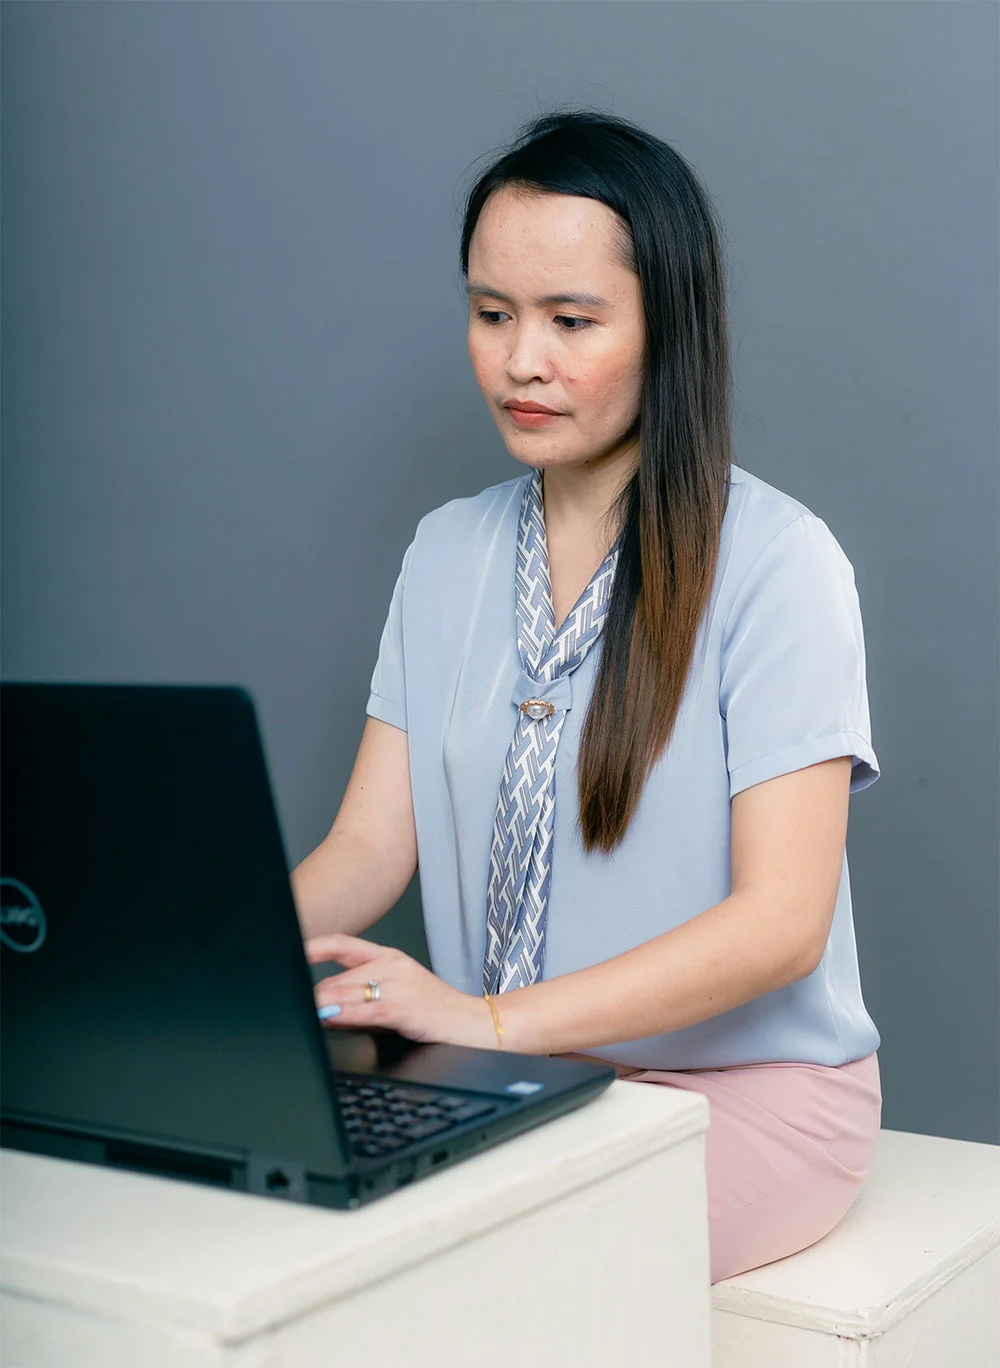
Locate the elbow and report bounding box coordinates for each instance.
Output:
[789,945,822,982]
[790,918,833,981]
[764,895,835,985]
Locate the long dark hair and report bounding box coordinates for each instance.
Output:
[460,111,733,853]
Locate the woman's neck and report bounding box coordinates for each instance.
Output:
[539,444,638,552]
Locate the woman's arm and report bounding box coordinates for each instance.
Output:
[308,754,853,1053]
[497,754,852,1054]
[291,717,417,942]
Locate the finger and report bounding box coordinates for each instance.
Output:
[303,932,389,967]
[317,979,390,1026]
[315,966,396,1021]
[316,1001,387,1030]
[315,974,384,1008]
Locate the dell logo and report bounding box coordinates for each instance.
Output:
[0,878,47,953]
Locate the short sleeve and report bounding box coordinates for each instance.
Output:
[719,514,879,798]
[365,539,414,733]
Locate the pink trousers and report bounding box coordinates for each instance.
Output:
[619,1051,882,1284]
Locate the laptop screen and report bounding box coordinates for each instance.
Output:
[1,684,348,1174]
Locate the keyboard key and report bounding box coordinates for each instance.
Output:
[384,1086,434,1104]
[375,1136,408,1153]
[448,1100,497,1123]
[398,1118,452,1140]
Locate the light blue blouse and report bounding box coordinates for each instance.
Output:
[366,464,881,1069]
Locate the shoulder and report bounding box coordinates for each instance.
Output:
[727,464,818,541]
[414,474,526,541]
[406,473,527,574]
[722,464,853,588]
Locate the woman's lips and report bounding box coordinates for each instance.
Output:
[503,404,564,429]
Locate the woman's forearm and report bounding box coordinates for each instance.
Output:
[291,829,413,942]
[495,890,820,1055]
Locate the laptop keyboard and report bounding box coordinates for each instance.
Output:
[336,1075,500,1159]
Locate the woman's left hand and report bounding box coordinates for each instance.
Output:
[303,932,497,1050]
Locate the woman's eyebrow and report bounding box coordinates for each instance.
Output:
[465,283,611,309]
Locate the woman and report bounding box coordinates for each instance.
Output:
[293,111,882,1284]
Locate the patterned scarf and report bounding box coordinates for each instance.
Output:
[482,470,619,994]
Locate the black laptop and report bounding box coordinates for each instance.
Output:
[0,683,614,1209]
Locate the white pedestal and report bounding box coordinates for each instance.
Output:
[2,1080,710,1368]
[711,1128,1000,1368]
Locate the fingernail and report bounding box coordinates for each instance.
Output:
[318,1004,342,1019]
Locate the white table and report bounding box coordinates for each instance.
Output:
[1,1079,710,1368]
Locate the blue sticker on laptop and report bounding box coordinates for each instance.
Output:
[504,1080,545,1096]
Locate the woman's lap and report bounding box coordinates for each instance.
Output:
[621,1051,882,1284]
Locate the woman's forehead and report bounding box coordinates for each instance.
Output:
[468,187,633,290]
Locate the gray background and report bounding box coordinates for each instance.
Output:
[3,1,997,1143]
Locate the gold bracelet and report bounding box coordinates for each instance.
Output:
[483,992,505,1051]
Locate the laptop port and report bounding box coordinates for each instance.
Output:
[431,1150,448,1165]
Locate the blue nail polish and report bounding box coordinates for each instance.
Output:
[318,1004,342,1019]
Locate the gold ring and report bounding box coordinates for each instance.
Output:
[364,979,381,1003]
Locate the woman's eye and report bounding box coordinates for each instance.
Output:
[555,315,593,330]
[478,310,508,325]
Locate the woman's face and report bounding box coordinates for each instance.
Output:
[466,186,646,476]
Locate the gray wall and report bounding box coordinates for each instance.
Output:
[3,1,997,1143]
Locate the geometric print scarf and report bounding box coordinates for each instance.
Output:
[482,469,619,994]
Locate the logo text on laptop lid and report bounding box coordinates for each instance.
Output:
[0,879,47,954]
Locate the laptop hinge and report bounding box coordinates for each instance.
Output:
[247,1152,308,1202]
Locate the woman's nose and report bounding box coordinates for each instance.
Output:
[505,323,553,384]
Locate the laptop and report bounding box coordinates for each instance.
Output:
[0,683,614,1209]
